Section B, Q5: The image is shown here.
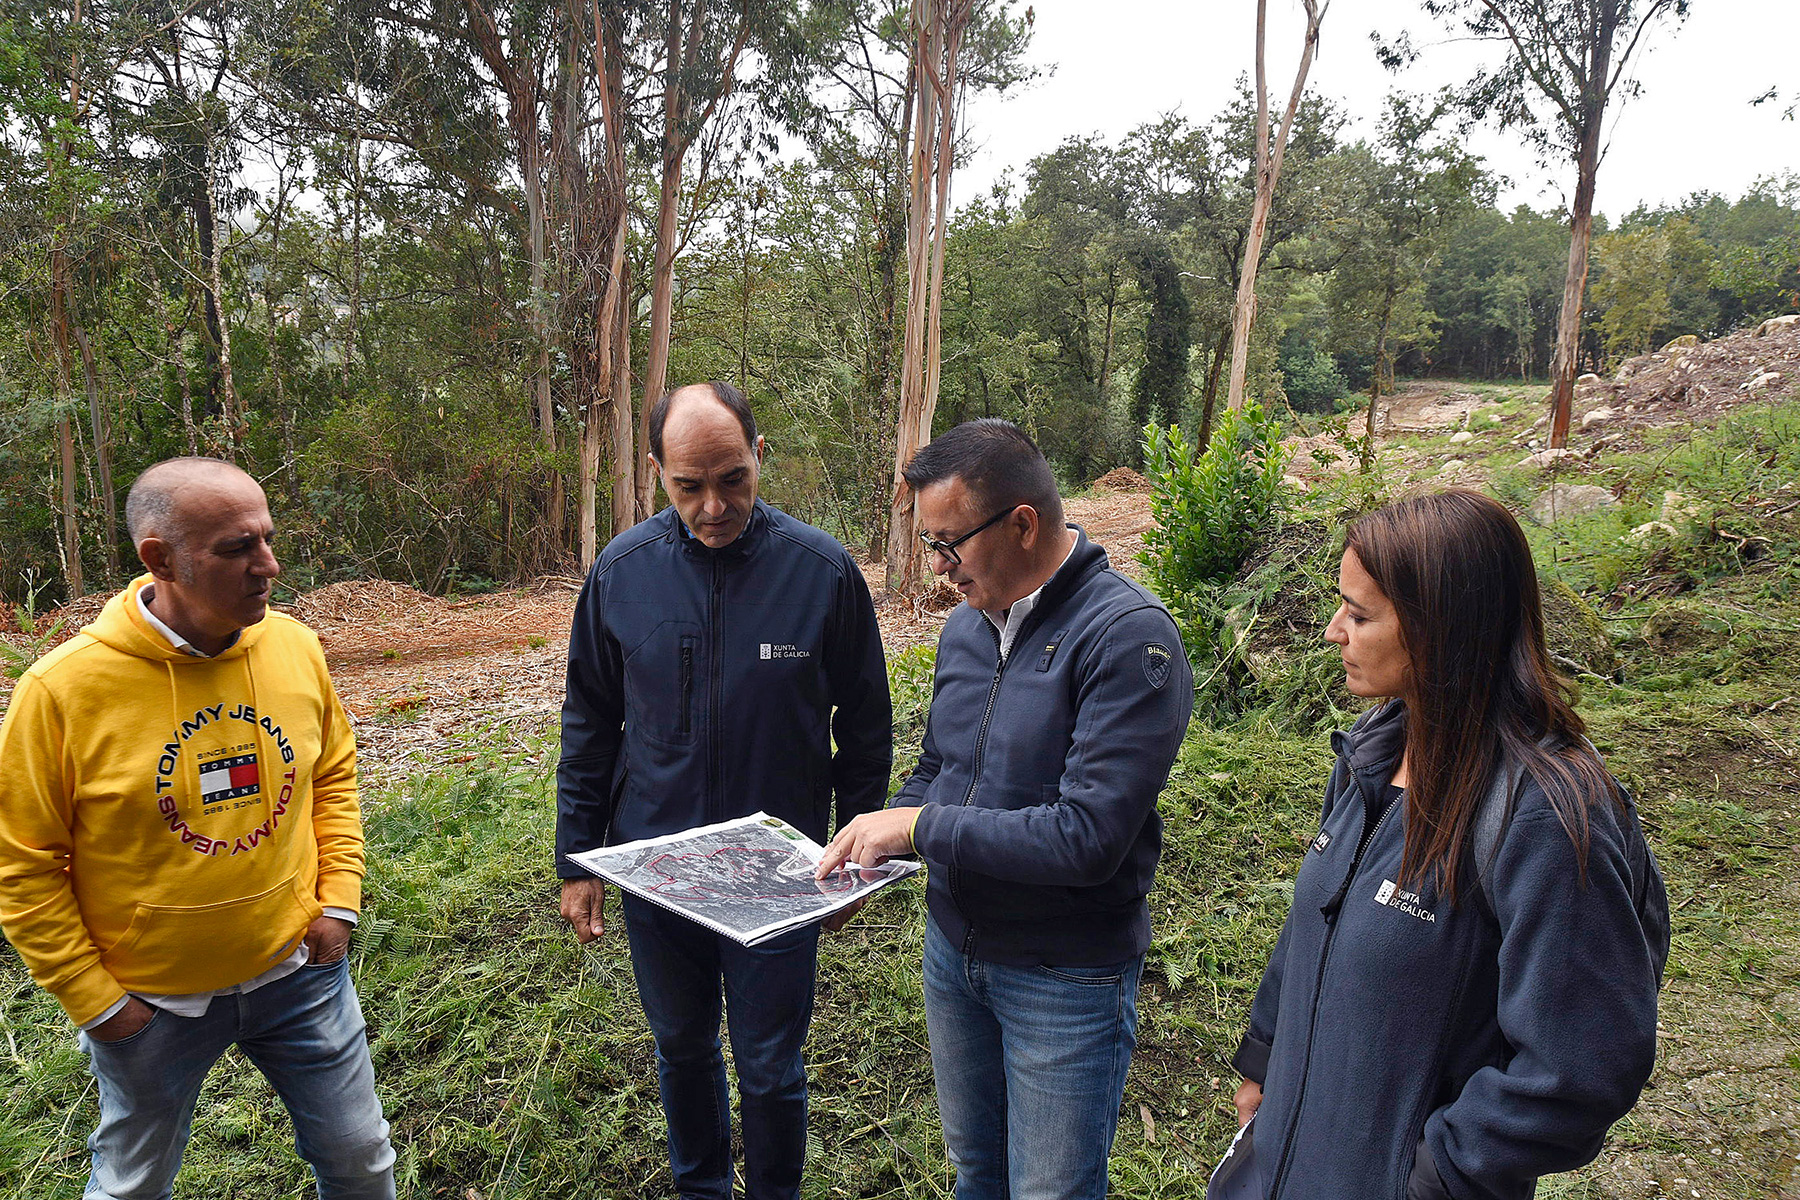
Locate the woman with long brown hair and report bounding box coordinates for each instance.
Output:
[1216,489,1668,1200]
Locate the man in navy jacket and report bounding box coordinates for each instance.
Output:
[820,419,1192,1200]
[557,381,892,1200]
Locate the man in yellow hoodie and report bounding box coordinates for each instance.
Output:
[0,458,396,1198]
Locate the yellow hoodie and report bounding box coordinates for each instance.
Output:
[0,576,364,1025]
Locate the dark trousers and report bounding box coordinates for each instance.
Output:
[621,892,819,1200]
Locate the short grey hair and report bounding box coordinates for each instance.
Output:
[125,457,247,547]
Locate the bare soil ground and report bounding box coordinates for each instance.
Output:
[0,488,1165,779]
[1582,320,1800,429]
[1380,381,1490,431]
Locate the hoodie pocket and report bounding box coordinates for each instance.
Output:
[100,873,322,994]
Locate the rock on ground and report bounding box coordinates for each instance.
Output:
[1519,448,1580,470]
[1540,578,1617,675]
[1529,483,1618,525]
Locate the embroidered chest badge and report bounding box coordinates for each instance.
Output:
[1142,642,1173,688]
[1373,879,1438,924]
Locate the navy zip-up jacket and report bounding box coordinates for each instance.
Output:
[895,530,1193,966]
[1234,701,1668,1200]
[556,500,891,873]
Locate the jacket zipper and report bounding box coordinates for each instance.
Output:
[678,640,695,737]
[951,619,1008,957]
[706,559,724,825]
[1268,768,1403,1200]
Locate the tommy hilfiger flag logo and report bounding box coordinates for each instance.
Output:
[199,753,261,804]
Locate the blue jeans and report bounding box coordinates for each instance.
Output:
[78,955,395,1200]
[922,918,1143,1200]
[621,893,820,1200]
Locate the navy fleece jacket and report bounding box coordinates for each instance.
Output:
[556,500,892,871]
[895,530,1193,966]
[1234,701,1668,1200]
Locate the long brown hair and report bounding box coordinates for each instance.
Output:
[1346,489,1618,901]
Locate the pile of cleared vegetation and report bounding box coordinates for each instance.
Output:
[1575,317,1800,431]
[1091,466,1153,492]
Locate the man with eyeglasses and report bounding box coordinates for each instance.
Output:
[818,418,1193,1200]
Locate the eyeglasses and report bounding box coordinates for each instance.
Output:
[918,506,1017,566]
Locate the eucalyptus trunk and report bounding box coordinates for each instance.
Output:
[885,0,972,594]
[58,416,83,599]
[1226,0,1325,414]
[1547,91,1607,448]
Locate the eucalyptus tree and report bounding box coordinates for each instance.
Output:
[794,0,1033,560]
[1397,0,1691,447]
[1225,0,1327,417]
[1196,85,1341,444]
[632,1,814,521]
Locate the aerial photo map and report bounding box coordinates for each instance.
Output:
[569,813,921,945]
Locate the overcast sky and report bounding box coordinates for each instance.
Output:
[958,0,1800,220]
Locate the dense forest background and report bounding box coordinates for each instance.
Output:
[3,0,1797,606]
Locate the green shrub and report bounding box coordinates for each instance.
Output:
[1139,401,1290,597]
[1,576,68,681]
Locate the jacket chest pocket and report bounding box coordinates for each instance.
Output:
[623,620,703,747]
[677,634,698,738]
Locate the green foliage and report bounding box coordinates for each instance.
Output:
[1139,402,1290,597]
[1426,205,1572,380]
[0,575,69,680]
[888,642,938,779]
[1,0,1793,620]
[1591,217,1717,359]
[1277,341,1349,412]
[0,619,66,682]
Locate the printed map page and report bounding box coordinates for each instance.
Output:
[569,813,920,945]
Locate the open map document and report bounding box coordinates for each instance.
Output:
[568,812,921,946]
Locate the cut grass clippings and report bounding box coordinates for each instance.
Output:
[4,400,1799,1198]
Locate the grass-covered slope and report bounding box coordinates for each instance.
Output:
[4,397,1798,1198]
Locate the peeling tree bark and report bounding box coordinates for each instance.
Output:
[1437,0,1682,447]
[572,0,633,564]
[1547,67,1607,447]
[58,415,83,599]
[884,0,973,595]
[1225,0,1326,414]
[635,0,751,521]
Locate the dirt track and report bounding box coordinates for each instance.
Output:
[266,486,1158,778]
